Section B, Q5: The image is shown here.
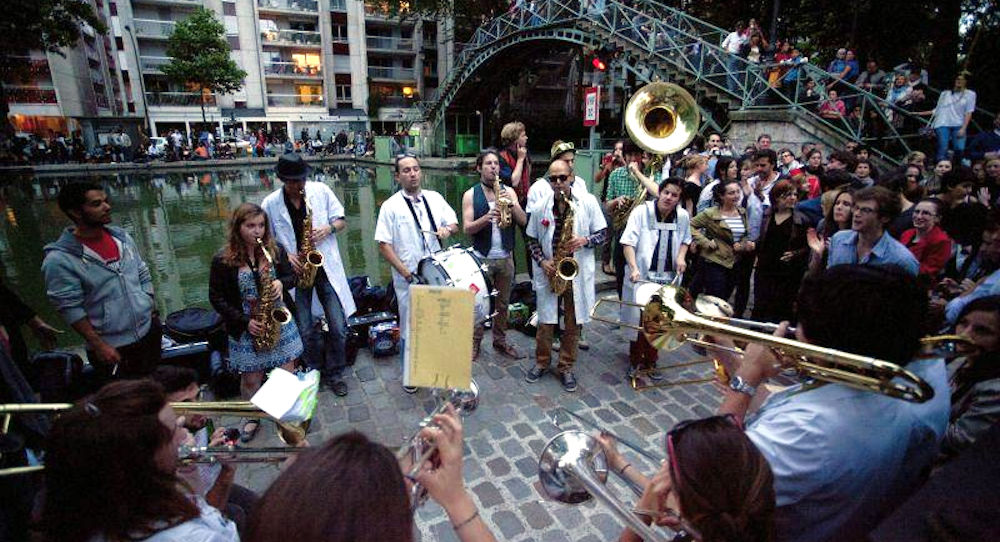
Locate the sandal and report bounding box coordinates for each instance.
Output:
[240,419,261,443]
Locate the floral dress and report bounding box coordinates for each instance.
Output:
[227,268,303,373]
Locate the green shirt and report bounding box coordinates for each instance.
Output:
[606,166,637,201]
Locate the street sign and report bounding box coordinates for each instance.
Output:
[583,86,600,127]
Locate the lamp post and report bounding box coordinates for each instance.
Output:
[475,110,483,152]
[123,25,152,136]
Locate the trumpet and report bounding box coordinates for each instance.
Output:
[178,443,304,465]
[399,379,480,511]
[591,284,936,402]
[0,400,310,476]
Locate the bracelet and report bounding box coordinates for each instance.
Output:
[453,510,479,531]
[618,463,632,476]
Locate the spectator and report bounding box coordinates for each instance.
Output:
[854,159,876,187]
[752,179,810,323]
[967,112,1000,162]
[778,147,802,177]
[856,60,888,94]
[939,167,989,250]
[886,165,925,238]
[740,32,768,65]
[924,159,953,195]
[818,89,847,120]
[797,77,822,108]
[802,148,824,178]
[900,198,954,280]
[721,21,748,92]
[928,72,977,162]
[826,185,919,275]
[807,187,854,271]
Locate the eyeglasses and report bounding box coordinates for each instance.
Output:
[913,209,937,217]
[852,205,878,215]
[395,152,417,160]
[548,174,570,183]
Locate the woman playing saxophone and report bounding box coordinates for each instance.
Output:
[209,203,303,442]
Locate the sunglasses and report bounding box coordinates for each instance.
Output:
[548,174,570,183]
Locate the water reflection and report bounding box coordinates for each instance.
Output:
[0,163,491,348]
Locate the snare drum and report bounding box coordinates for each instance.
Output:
[417,246,495,323]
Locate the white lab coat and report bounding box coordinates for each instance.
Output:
[526,190,607,325]
[526,175,589,211]
[261,181,357,319]
[619,201,691,325]
[374,189,458,339]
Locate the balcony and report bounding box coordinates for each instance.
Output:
[366,36,414,52]
[368,66,416,81]
[260,29,321,47]
[132,0,201,6]
[379,95,417,107]
[146,91,217,107]
[133,18,177,39]
[267,93,324,107]
[6,86,58,104]
[257,0,318,14]
[6,56,51,78]
[263,61,322,78]
[140,56,172,73]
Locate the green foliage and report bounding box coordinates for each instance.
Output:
[0,0,106,82]
[161,7,246,121]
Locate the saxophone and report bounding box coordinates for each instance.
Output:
[550,191,579,296]
[612,163,649,231]
[252,238,294,353]
[494,177,513,228]
[296,188,325,289]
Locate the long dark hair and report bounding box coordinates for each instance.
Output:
[714,156,738,182]
[246,431,412,542]
[670,417,775,542]
[42,380,198,542]
[823,189,854,236]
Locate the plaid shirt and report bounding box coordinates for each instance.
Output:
[606,166,637,202]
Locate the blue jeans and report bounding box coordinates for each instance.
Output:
[726,56,742,93]
[294,268,348,380]
[935,126,966,162]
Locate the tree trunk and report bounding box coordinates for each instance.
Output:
[201,87,207,125]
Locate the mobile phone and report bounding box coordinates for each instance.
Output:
[224,428,241,444]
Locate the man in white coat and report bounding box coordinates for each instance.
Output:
[620,176,691,380]
[375,154,458,393]
[262,154,357,396]
[524,159,608,392]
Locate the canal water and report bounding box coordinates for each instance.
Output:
[0,163,527,348]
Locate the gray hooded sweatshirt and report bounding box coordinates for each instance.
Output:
[41,226,155,348]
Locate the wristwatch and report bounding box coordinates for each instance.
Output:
[729,375,757,397]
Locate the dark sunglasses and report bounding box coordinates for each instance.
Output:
[548,174,570,183]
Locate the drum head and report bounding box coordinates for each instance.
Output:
[416,247,495,323]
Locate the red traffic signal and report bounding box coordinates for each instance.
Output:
[592,57,606,71]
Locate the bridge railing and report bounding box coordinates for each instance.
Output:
[427,0,959,164]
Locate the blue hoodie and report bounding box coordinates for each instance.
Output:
[41,226,154,348]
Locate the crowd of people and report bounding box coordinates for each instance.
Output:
[2,112,1000,541]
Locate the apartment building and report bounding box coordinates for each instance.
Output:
[4,0,130,149]
[4,0,454,144]
[116,0,454,139]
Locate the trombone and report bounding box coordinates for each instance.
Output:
[592,284,937,402]
[0,400,310,476]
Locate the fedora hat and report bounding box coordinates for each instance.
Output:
[275,153,312,180]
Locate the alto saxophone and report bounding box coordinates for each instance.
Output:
[550,191,579,296]
[252,238,294,353]
[296,189,325,289]
[494,177,513,228]
[612,165,649,231]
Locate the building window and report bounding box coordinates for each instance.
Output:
[228,36,240,50]
[223,1,236,16]
[336,84,351,102]
[110,2,117,15]
[127,102,135,113]
[235,100,247,109]
[115,36,124,50]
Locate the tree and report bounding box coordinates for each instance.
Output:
[161,7,246,125]
[0,0,106,136]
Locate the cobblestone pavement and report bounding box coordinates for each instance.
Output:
[236,282,723,541]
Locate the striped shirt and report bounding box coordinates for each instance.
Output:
[723,216,746,243]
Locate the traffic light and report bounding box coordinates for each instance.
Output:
[591,56,606,71]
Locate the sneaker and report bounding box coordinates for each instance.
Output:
[494,342,526,360]
[525,365,546,383]
[403,385,418,394]
[647,367,664,382]
[560,371,578,392]
[326,379,349,397]
[579,333,590,351]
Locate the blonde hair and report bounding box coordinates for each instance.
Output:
[500,121,525,147]
[223,203,278,267]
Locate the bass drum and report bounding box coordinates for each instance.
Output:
[417,246,495,324]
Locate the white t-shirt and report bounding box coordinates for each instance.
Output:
[932,89,977,128]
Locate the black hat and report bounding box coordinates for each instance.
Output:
[275,153,312,181]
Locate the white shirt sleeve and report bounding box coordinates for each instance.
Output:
[620,204,642,247]
[432,192,458,227]
[374,200,395,244]
[323,184,345,220]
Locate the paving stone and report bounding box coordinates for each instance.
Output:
[514,456,538,478]
[552,505,586,529]
[471,481,504,508]
[468,436,495,457]
[609,400,639,417]
[519,501,555,530]
[485,363,507,380]
[513,422,536,438]
[541,530,572,542]
[392,393,416,410]
[493,510,527,538]
[347,405,370,422]
[594,408,621,424]
[486,456,512,477]
[500,438,526,458]
[430,520,461,542]
[503,477,534,500]
[355,366,376,382]
[590,512,624,540]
